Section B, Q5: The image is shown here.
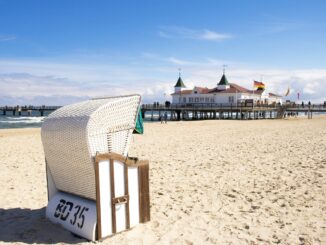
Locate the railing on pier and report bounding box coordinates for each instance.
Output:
[282,103,326,111]
[142,103,280,111]
[0,105,62,116]
[142,103,326,111]
[0,105,61,111]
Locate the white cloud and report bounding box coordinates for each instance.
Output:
[168,57,192,65]
[0,57,325,105]
[0,35,16,41]
[200,30,232,41]
[158,26,232,41]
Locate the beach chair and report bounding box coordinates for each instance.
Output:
[41,95,150,241]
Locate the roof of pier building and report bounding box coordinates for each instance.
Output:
[171,74,282,97]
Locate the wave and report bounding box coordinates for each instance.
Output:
[0,116,45,128]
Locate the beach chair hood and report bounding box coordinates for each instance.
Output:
[41,95,141,200]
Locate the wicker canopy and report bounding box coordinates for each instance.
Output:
[41,95,141,200]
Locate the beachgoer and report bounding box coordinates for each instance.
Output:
[164,112,168,123]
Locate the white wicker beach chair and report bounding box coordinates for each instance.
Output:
[41,94,150,240]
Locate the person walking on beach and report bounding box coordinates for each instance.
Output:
[160,113,163,124]
[164,111,168,123]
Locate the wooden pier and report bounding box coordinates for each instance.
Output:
[0,103,325,119]
[0,106,61,116]
[141,103,326,121]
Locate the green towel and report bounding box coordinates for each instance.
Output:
[133,108,144,134]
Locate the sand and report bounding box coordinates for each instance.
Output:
[0,116,325,244]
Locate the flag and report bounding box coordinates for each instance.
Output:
[297,92,300,100]
[254,81,265,89]
[285,87,290,96]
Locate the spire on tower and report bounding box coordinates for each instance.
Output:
[174,68,186,89]
[222,64,227,75]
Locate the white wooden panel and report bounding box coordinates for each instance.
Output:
[114,161,126,232]
[128,166,139,227]
[98,160,112,237]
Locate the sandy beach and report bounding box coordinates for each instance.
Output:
[0,116,325,244]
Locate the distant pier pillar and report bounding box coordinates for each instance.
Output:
[176,110,181,121]
[308,110,313,119]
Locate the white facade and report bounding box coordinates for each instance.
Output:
[172,92,272,105]
[171,75,283,105]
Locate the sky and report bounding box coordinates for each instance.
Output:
[0,0,326,105]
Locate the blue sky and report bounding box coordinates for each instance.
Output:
[0,0,326,105]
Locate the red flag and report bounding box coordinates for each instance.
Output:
[253,81,265,89]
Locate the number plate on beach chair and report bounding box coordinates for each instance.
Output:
[46,192,97,240]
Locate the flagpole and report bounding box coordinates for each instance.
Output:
[260,75,263,105]
[253,80,255,106]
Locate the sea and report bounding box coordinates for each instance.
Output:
[0,116,45,129]
[0,110,51,129]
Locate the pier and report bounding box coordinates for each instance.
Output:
[0,106,61,116]
[141,103,326,121]
[0,103,325,120]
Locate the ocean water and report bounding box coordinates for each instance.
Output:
[0,116,45,129]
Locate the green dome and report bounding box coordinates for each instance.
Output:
[174,76,186,88]
[218,74,229,86]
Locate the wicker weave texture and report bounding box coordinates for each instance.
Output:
[41,95,140,200]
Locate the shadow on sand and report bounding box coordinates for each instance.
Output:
[0,207,87,244]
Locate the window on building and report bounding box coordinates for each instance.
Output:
[210,98,215,103]
[205,97,209,102]
[183,97,186,103]
[228,96,234,103]
[200,97,204,102]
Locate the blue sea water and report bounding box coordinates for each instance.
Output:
[0,116,45,129]
[0,110,51,129]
